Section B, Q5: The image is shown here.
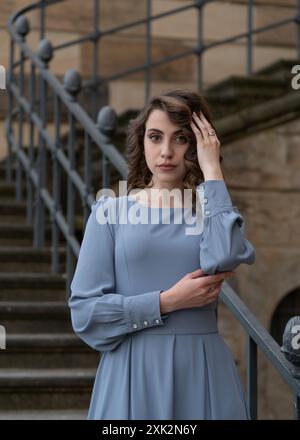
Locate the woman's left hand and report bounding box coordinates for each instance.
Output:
[190,111,221,175]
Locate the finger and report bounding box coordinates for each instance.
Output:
[207,280,223,289]
[192,112,210,145]
[202,271,235,283]
[190,120,204,141]
[206,285,220,300]
[208,285,220,295]
[199,112,217,136]
[199,112,221,146]
[189,268,206,278]
[199,112,221,145]
[210,282,223,293]
[192,112,209,143]
[199,111,214,131]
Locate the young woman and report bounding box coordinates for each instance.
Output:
[68,88,256,420]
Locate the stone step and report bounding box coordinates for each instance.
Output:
[0,301,73,334]
[0,182,24,201]
[0,272,67,301]
[0,246,66,273]
[205,75,287,101]
[0,201,27,224]
[254,58,298,83]
[204,94,244,119]
[0,368,95,410]
[0,164,16,182]
[0,409,88,420]
[0,223,53,246]
[1,333,100,369]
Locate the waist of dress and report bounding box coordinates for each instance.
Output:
[134,308,218,335]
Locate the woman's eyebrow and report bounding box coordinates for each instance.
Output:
[146,128,184,134]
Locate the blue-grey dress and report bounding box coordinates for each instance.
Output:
[68,179,256,420]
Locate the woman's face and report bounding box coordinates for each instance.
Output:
[143,109,190,190]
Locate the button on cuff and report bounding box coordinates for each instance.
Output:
[197,180,233,217]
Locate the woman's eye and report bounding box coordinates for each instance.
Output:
[177,136,187,143]
[148,135,187,143]
[149,135,160,142]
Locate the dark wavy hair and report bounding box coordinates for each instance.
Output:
[125,88,223,212]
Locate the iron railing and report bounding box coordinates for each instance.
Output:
[4,0,300,419]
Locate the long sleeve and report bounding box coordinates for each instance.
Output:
[197,180,256,275]
[68,196,168,353]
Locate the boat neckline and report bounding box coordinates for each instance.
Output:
[126,195,187,209]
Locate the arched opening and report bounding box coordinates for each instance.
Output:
[270,288,300,345]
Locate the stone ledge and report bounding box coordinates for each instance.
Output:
[216,88,300,144]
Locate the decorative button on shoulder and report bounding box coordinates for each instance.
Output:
[132,323,138,329]
[203,198,208,204]
[205,210,210,215]
[155,319,161,324]
[143,320,149,326]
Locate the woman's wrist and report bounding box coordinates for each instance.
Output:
[160,289,177,314]
[202,165,224,181]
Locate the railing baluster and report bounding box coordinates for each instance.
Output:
[294,394,300,420]
[297,0,300,60]
[40,0,46,40]
[247,335,258,419]
[34,39,53,248]
[247,0,253,76]
[34,73,47,247]
[66,111,76,293]
[196,0,204,92]
[92,0,100,121]
[6,38,15,184]
[84,131,92,228]
[52,94,62,274]
[16,44,24,202]
[102,153,110,190]
[145,0,152,104]
[27,62,36,225]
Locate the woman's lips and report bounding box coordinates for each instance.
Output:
[158,165,176,171]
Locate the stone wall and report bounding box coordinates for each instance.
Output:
[217,115,300,419]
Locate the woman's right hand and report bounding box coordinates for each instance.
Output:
[160,268,235,313]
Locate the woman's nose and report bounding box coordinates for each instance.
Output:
[160,142,173,157]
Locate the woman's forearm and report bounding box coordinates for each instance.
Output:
[160,289,177,314]
[202,165,224,181]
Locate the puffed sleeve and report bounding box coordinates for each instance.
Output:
[197,180,256,275]
[68,195,168,353]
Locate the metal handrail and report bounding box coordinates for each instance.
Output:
[4,0,300,420]
[221,282,300,419]
[7,1,300,104]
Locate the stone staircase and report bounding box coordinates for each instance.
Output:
[0,166,99,420]
[202,59,297,121]
[115,58,299,144]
